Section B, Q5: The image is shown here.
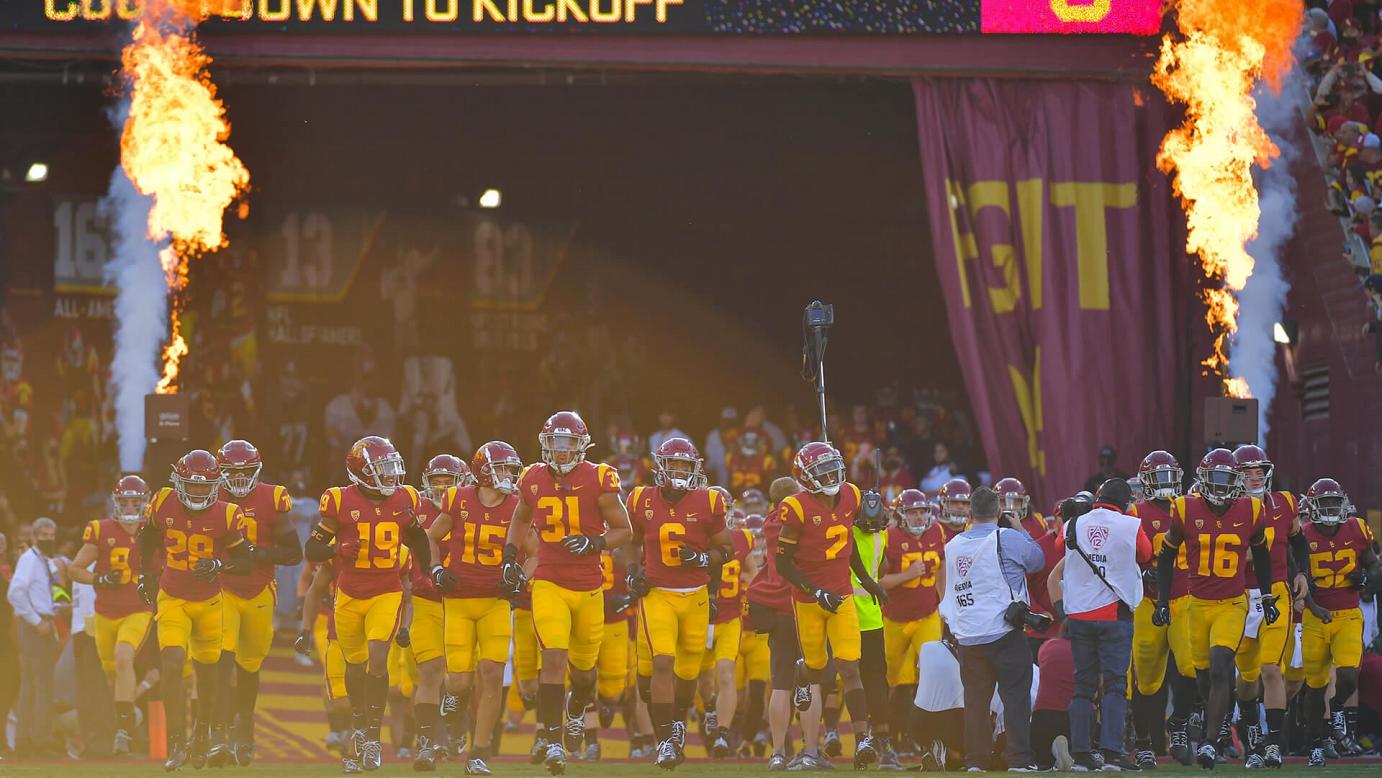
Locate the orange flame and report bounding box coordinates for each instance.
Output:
[119,0,249,394]
[1152,0,1300,397]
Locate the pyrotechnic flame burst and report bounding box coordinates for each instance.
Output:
[118,0,249,394]
[1152,0,1300,398]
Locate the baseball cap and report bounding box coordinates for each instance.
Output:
[1364,133,1381,150]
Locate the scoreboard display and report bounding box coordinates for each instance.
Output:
[12,0,1163,35]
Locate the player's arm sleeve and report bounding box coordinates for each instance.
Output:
[137,518,163,579]
[223,515,253,575]
[1250,540,1273,594]
[1135,527,1154,566]
[305,490,340,563]
[263,522,304,566]
[1289,531,1317,593]
[705,489,732,566]
[1156,523,1183,603]
[774,500,815,593]
[404,520,432,572]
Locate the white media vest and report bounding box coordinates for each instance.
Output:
[939,528,1026,640]
[1062,506,1144,615]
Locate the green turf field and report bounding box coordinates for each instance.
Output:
[1,761,1376,777]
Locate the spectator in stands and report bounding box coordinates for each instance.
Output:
[650,408,691,456]
[703,407,737,486]
[920,441,960,492]
[745,405,787,460]
[1082,446,1128,494]
[898,412,937,480]
[1364,275,1382,372]
[877,446,916,502]
[324,374,396,460]
[1370,212,1382,272]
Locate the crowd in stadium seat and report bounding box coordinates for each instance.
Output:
[1303,1,1382,368]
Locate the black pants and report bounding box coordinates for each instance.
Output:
[859,628,888,729]
[1031,709,1070,769]
[958,628,1034,769]
[751,602,800,692]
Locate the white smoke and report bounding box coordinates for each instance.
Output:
[101,100,168,472]
[1231,73,1302,443]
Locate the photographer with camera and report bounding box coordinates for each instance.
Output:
[1046,478,1152,771]
[938,487,1047,772]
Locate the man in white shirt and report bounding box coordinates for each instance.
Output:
[7,517,61,757]
[1048,479,1152,772]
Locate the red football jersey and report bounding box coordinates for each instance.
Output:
[222,482,293,599]
[145,488,247,602]
[1171,495,1262,600]
[409,498,447,603]
[1244,491,1297,586]
[712,528,754,625]
[726,451,776,493]
[321,484,422,600]
[628,485,728,589]
[1303,516,1374,611]
[83,518,151,619]
[781,483,864,602]
[601,550,631,624]
[1132,499,1190,600]
[519,461,622,591]
[881,522,945,621]
[441,485,517,599]
[747,510,792,612]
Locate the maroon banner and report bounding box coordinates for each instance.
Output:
[912,78,1187,509]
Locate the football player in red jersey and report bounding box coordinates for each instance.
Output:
[1127,450,1198,767]
[702,513,758,760]
[425,443,522,776]
[626,437,734,768]
[66,475,155,756]
[776,442,888,769]
[879,489,945,750]
[1292,479,1381,766]
[726,426,777,493]
[1152,449,1277,769]
[214,439,301,765]
[1230,445,1305,767]
[501,412,633,775]
[137,451,253,770]
[398,453,471,770]
[936,478,972,533]
[303,436,435,773]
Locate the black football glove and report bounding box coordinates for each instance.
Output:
[708,598,719,621]
[862,578,889,605]
[431,564,458,593]
[1141,566,1158,593]
[191,558,224,582]
[677,546,711,568]
[626,566,651,598]
[608,593,638,615]
[561,534,606,556]
[500,559,525,589]
[1347,567,1368,591]
[293,630,313,657]
[498,576,526,604]
[136,573,157,606]
[1151,600,1171,627]
[1260,594,1281,626]
[395,626,411,648]
[812,588,844,613]
[93,570,124,589]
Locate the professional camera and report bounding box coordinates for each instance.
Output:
[1005,600,1053,632]
[804,300,835,328]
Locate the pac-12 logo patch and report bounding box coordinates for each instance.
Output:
[1086,526,1109,550]
[955,556,973,577]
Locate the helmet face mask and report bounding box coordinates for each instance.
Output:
[540,412,591,476]
[940,499,970,528]
[901,506,931,536]
[357,453,404,495]
[424,472,459,504]
[998,493,1029,521]
[654,454,705,491]
[804,457,845,496]
[175,474,219,511]
[220,463,261,499]
[114,475,150,527]
[1138,450,1184,501]
[474,441,524,495]
[1197,466,1239,505]
[1305,479,1352,527]
[1238,466,1270,497]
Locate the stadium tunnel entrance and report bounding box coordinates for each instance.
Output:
[0,73,974,499]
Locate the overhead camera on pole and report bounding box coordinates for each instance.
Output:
[800,300,834,443]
